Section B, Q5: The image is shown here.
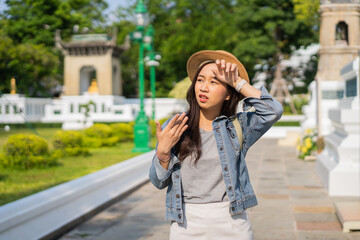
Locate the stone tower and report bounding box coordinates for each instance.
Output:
[55,29,129,96]
[317,0,360,83]
[302,0,360,136]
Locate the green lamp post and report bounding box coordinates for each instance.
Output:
[130,0,151,152]
[144,25,161,120]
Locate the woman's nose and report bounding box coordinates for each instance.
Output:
[200,81,209,91]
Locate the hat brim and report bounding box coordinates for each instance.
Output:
[187,50,249,83]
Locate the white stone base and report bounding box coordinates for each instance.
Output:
[317,150,360,196]
[316,107,360,196]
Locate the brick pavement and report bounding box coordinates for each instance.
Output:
[59,138,360,240]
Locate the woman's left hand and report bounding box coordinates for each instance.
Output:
[212,59,242,88]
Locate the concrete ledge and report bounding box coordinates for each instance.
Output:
[335,202,360,232]
[0,150,155,240]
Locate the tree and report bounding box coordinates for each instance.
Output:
[2,0,108,46]
[0,27,59,96]
[115,0,318,97]
[293,0,320,28]
[0,0,108,96]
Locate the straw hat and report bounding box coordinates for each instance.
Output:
[186,50,249,83]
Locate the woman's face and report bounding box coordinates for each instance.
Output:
[194,63,230,113]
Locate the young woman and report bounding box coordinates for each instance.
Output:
[149,50,283,240]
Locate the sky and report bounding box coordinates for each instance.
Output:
[0,0,136,22]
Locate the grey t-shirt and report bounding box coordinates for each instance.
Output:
[180,128,229,203]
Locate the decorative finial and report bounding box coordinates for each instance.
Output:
[88,79,99,93]
[10,78,16,94]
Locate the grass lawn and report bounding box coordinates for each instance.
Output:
[0,128,157,206]
[274,121,300,127]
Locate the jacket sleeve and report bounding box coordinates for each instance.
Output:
[237,85,283,156]
[148,116,180,189]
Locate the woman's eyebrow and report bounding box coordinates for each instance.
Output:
[198,74,218,80]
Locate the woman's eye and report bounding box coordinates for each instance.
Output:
[211,81,218,84]
[197,79,203,82]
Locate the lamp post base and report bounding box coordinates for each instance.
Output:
[132,111,151,152]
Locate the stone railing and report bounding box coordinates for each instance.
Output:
[0,150,155,240]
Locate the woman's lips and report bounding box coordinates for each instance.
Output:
[199,94,209,102]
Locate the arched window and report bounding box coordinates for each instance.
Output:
[335,21,349,46]
[80,66,96,94]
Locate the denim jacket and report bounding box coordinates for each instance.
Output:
[149,85,283,223]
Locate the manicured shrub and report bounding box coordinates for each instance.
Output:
[83,124,119,148]
[110,123,133,142]
[102,136,120,146]
[52,130,89,156]
[1,134,57,169]
[53,130,82,148]
[84,124,112,138]
[64,147,89,156]
[82,137,103,148]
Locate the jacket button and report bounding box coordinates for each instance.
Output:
[216,129,219,133]
[228,186,232,191]
[224,166,228,171]
[176,194,180,198]
[220,147,223,151]
[175,175,179,178]
[231,207,235,211]
[178,214,181,219]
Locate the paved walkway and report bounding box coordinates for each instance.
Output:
[59,139,360,240]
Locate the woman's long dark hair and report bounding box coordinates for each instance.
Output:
[174,61,243,165]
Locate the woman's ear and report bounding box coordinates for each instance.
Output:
[225,93,230,100]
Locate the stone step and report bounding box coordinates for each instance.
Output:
[335,201,360,232]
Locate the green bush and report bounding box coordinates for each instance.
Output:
[64,147,89,156]
[82,123,120,148]
[82,136,119,148]
[102,136,120,146]
[110,123,133,142]
[82,137,103,148]
[84,124,112,138]
[4,134,48,156]
[52,130,89,156]
[1,134,57,169]
[53,130,82,149]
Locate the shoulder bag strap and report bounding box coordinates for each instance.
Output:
[231,115,243,149]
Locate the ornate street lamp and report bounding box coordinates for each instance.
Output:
[144,25,161,120]
[130,0,151,152]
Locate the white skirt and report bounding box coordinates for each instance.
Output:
[169,201,254,240]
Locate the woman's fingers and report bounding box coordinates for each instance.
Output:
[174,116,188,136]
[216,59,224,76]
[180,124,188,135]
[214,59,239,87]
[155,121,162,138]
[172,112,186,133]
[225,62,231,73]
[165,113,180,131]
[215,59,221,67]
[220,59,226,69]
[230,63,237,72]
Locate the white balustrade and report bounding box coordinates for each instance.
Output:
[0,151,155,240]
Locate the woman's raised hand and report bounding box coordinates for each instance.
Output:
[155,112,188,159]
[212,59,241,88]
